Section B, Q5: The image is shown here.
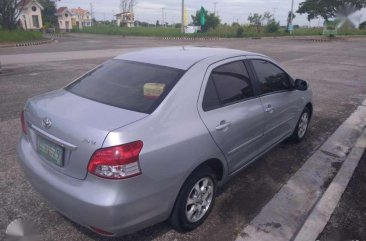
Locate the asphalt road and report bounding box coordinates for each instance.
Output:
[319,150,366,241]
[1,34,366,241]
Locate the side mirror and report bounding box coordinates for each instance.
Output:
[295,79,308,91]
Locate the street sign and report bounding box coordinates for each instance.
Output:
[288,24,294,31]
[200,6,206,26]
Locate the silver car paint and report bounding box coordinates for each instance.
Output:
[17,47,312,236]
[24,90,148,179]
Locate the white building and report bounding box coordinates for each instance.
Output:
[70,7,92,29]
[115,12,135,27]
[56,7,92,32]
[56,7,73,32]
[18,0,44,30]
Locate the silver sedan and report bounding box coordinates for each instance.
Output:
[17,47,312,236]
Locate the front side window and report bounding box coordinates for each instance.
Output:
[251,59,290,95]
[66,60,184,114]
[203,61,254,111]
[32,15,39,27]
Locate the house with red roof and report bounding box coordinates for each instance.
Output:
[70,7,92,29]
[56,7,92,31]
[55,7,73,32]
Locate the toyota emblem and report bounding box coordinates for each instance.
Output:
[42,117,52,129]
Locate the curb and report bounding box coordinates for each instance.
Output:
[0,38,55,48]
[294,130,366,241]
[235,100,366,241]
[162,37,222,40]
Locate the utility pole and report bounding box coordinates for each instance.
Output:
[181,0,184,33]
[273,7,277,19]
[90,2,94,26]
[289,0,294,34]
[213,2,218,16]
[162,8,165,27]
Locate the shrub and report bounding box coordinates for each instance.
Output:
[236,26,244,37]
[360,21,366,30]
[266,20,280,33]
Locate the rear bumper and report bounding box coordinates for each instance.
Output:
[17,135,178,236]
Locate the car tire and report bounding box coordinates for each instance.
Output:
[290,107,310,143]
[169,166,217,232]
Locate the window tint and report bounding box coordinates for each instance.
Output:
[203,61,254,110]
[202,76,220,111]
[66,60,184,114]
[251,60,290,94]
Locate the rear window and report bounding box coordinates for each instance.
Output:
[65,60,185,114]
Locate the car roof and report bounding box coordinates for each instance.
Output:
[113,46,262,70]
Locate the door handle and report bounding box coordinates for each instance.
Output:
[265,104,274,113]
[216,121,231,131]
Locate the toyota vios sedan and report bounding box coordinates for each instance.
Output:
[18,47,312,236]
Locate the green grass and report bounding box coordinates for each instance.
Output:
[0,30,43,43]
[73,25,366,38]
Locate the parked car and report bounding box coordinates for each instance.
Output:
[17,47,312,236]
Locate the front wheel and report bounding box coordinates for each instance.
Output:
[169,166,217,232]
[290,107,310,142]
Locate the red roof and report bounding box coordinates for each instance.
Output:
[71,7,89,15]
[19,0,32,7]
[57,7,68,14]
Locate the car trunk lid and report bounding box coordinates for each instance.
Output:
[24,89,148,180]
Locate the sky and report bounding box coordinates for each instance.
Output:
[56,0,366,27]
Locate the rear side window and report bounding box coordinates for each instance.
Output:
[65,60,184,114]
[203,61,254,111]
[251,60,290,94]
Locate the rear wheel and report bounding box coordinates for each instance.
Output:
[290,107,310,142]
[169,166,217,232]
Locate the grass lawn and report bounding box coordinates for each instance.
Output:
[74,25,366,38]
[0,30,43,43]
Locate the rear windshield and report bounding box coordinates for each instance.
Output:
[65,60,184,114]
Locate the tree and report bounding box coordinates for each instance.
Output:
[297,0,366,21]
[286,11,296,32]
[191,9,220,32]
[248,12,274,32]
[266,19,280,33]
[248,13,263,32]
[120,0,137,13]
[0,0,27,30]
[156,20,160,27]
[38,0,57,28]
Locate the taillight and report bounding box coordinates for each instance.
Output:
[87,141,143,179]
[20,110,28,135]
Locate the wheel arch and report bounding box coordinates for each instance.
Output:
[305,102,313,119]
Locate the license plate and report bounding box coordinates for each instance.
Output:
[37,136,64,166]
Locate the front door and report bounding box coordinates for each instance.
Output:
[199,58,266,173]
[249,59,301,146]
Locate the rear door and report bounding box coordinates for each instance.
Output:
[198,58,266,173]
[248,58,302,146]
